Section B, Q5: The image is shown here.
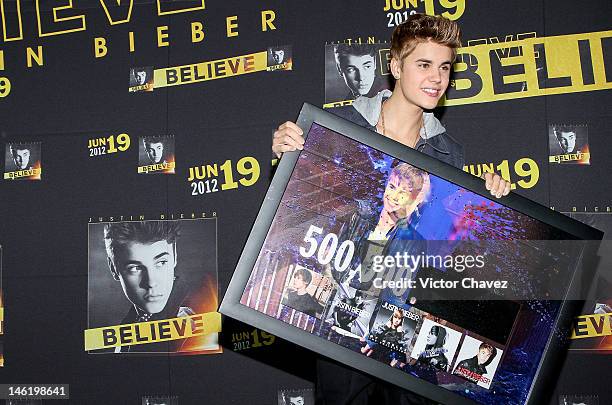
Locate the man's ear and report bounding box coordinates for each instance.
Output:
[390,57,401,80]
[107,257,120,281]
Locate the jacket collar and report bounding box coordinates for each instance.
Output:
[351,90,449,154]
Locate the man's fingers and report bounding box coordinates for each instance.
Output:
[490,175,501,197]
[274,128,304,145]
[279,121,304,136]
[482,173,511,198]
[282,134,303,150]
[502,181,511,196]
[484,172,493,190]
[272,126,305,159]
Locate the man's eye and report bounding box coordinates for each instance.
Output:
[441,65,450,71]
[126,266,142,273]
[418,63,429,69]
[156,260,168,267]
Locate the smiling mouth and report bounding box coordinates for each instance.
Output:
[385,198,400,209]
[422,88,441,97]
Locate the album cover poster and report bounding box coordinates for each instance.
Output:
[548,124,590,164]
[142,395,179,405]
[237,121,588,404]
[4,142,42,180]
[278,388,314,405]
[280,264,333,319]
[410,317,463,373]
[324,43,392,106]
[451,334,504,389]
[87,218,220,354]
[362,299,424,367]
[267,45,293,71]
[129,66,154,92]
[322,285,377,342]
[138,136,175,174]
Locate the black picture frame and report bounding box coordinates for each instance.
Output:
[220,103,603,405]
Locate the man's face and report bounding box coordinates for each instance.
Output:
[426,330,438,345]
[391,314,402,328]
[272,50,284,64]
[337,53,376,96]
[292,273,308,291]
[559,131,576,153]
[11,148,30,169]
[288,396,304,405]
[110,240,176,314]
[383,174,421,218]
[477,347,493,365]
[145,141,164,163]
[391,40,453,110]
[136,71,147,85]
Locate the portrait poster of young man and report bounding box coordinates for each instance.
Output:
[87,218,219,354]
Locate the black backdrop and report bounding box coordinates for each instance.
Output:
[0,0,610,403]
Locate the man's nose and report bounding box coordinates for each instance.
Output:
[143,269,161,288]
[429,69,442,83]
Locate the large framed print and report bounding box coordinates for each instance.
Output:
[220,103,603,405]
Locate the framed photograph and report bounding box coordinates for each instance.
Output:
[220,103,603,405]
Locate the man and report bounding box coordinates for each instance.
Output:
[131,68,148,86]
[274,16,509,196]
[143,137,165,164]
[337,163,429,299]
[136,70,147,85]
[104,221,194,352]
[334,44,378,99]
[284,267,324,317]
[9,144,31,170]
[416,325,450,372]
[554,127,577,153]
[453,342,497,383]
[271,48,285,65]
[273,13,510,404]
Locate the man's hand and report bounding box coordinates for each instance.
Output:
[483,172,511,198]
[272,121,304,158]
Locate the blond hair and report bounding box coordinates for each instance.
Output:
[391,13,462,64]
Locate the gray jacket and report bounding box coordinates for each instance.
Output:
[330,90,465,170]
